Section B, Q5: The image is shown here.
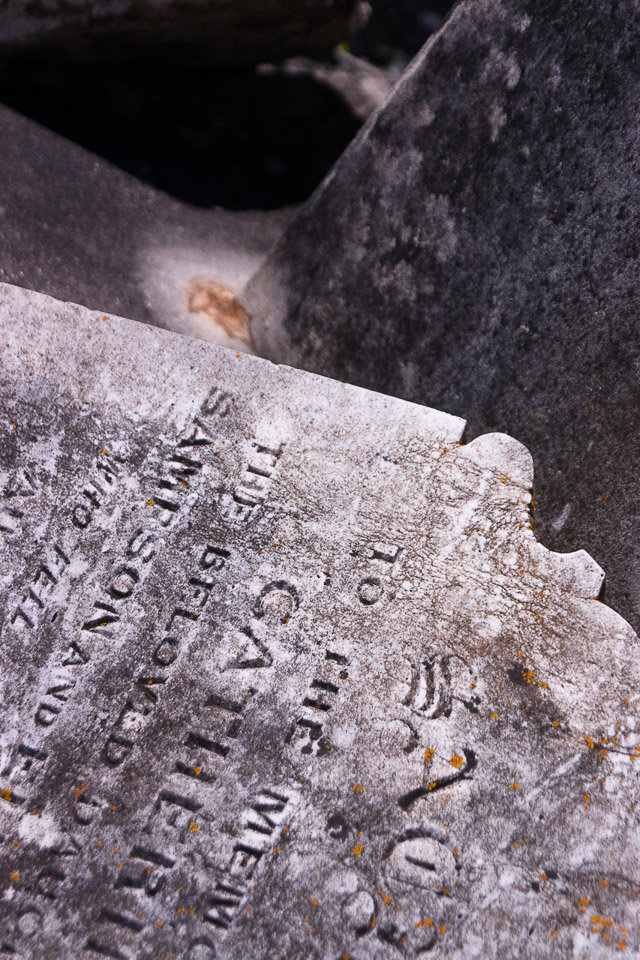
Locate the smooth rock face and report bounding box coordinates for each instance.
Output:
[0,0,361,65]
[245,0,640,637]
[1,283,639,959]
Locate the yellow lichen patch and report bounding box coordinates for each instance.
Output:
[450,755,464,769]
[510,783,520,791]
[585,736,595,750]
[550,930,559,939]
[189,822,199,832]
[424,748,435,763]
[352,843,363,856]
[353,784,363,793]
[427,781,437,791]
[1,787,12,802]
[194,767,202,776]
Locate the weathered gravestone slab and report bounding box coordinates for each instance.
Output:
[1,282,639,959]
[245,0,640,639]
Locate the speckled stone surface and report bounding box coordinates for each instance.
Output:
[1,283,639,959]
[245,0,640,639]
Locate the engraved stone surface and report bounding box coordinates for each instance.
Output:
[245,0,640,638]
[1,282,639,959]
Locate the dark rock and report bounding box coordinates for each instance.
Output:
[246,0,640,634]
[0,0,366,66]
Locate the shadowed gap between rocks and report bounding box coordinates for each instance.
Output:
[0,52,363,210]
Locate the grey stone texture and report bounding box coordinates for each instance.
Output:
[245,0,640,637]
[0,101,297,348]
[1,284,639,958]
[0,0,362,65]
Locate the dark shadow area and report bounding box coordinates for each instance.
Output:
[0,53,362,209]
[352,0,454,63]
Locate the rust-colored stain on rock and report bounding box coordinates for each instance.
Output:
[187,277,254,350]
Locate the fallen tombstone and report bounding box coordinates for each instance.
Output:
[1,283,639,958]
[245,0,640,638]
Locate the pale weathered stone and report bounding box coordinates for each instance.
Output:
[1,283,639,959]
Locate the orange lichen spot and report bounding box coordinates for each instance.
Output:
[450,755,464,769]
[441,887,450,896]
[471,682,477,689]
[310,898,318,907]
[352,843,363,856]
[584,794,590,808]
[440,924,446,934]
[600,880,609,887]
[452,849,458,856]
[550,930,559,939]
[156,920,164,927]
[12,841,20,848]
[177,907,185,914]
[427,781,437,791]
[101,449,108,455]
[189,822,199,832]
[537,412,542,419]
[510,783,520,791]
[353,784,363,793]
[12,423,16,429]
[1,787,12,802]
[189,906,195,916]
[585,736,595,749]
[273,846,280,854]
[97,841,103,848]
[424,748,435,763]
[579,897,590,912]
[146,499,154,506]
[490,712,499,719]
[10,872,19,883]
[415,918,434,928]
[552,721,560,727]
[370,915,376,928]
